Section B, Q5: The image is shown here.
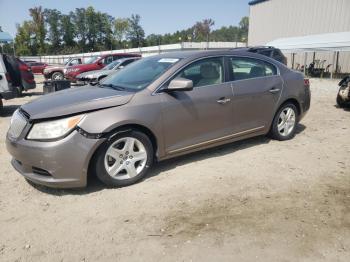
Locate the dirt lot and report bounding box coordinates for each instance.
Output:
[0,78,349,262]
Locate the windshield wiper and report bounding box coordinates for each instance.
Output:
[100,83,126,91]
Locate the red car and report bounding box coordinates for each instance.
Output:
[17,59,36,92]
[64,53,141,81]
[25,61,49,74]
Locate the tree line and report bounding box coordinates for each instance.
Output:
[2,6,249,56]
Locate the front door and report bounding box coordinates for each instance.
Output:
[160,57,234,154]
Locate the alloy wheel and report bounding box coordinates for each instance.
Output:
[104,137,148,180]
[277,107,296,137]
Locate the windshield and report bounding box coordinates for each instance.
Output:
[101,56,180,91]
[85,56,101,64]
[105,60,122,70]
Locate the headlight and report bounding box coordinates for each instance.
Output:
[27,114,85,140]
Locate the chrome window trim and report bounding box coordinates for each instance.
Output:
[152,54,281,95]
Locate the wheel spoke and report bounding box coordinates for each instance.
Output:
[125,164,138,178]
[106,147,122,160]
[132,151,147,162]
[123,138,135,153]
[108,162,124,177]
[278,121,285,131]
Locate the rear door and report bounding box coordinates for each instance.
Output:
[228,56,283,133]
[160,57,234,154]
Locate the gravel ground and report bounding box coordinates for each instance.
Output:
[0,77,349,262]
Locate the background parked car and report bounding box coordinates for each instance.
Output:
[76,57,141,84]
[64,53,141,82]
[25,61,49,74]
[0,54,36,111]
[17,58,36,94]
[246,46,287,65]
[43,57,83,80]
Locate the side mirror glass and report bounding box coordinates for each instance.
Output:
[167,77,193,91]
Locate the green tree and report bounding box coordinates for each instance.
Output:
[193,19,215,41]
[126,14,145,48]
[73,8,88,51]
[114,18,129,48]
[29,6,46,54]
[15,21,35,55]
[61,13,75,48]
[238,16,249,42]
[43,9,62,51]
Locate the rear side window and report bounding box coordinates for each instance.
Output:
[103,56,114,65]
[229,57,277,81]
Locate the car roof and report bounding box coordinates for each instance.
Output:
[150,49,277,61]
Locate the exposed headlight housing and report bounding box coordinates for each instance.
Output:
[27,114,85,140]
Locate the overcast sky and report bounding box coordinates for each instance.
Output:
[0,0,250,37]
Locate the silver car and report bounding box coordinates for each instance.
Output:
[76,57,140,84]
[6,49,311,188]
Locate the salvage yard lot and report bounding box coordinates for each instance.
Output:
[0,77,349,261]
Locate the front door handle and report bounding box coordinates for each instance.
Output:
[217,97,231,104]
[269,87,281,94]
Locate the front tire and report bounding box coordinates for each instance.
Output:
[270,103,298,141]
[93,130,154,187]
[51,72,64,80]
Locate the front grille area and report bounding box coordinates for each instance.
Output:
[8,109,28,139]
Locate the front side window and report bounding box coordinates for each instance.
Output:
[85,56,101,64]
[103,56,114,65]
[101,56,180,91]
[229,57,277,81]
[172,57,224,88]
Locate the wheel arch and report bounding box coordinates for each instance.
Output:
[279,98,301,116]
[86,123,159,183]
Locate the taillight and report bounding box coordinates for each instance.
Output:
[304,79,310,87]
[5,72,11,82]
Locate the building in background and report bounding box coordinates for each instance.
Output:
[248,0,350,75]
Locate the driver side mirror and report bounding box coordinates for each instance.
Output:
[118,65,125,69]
[167,78,193,91]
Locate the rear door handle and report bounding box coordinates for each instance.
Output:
[269,87,281,94]
[217,97,231,104]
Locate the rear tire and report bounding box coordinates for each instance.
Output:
[270,103,298,141]
[0,99,3,112]
[51,72,64,80]
[93,129,154,187]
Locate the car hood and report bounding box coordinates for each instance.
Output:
[21,86,134,120]
[44,64,65,71]
[77,70,112,79]
[67,63,96,71]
